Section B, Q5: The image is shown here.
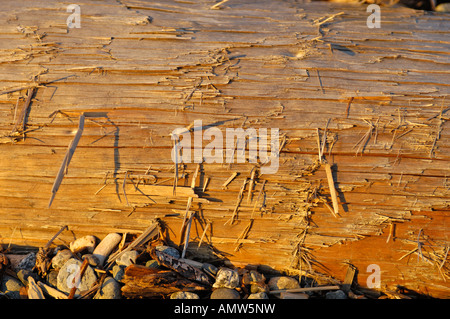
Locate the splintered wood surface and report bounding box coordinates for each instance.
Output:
[0,0,449,297]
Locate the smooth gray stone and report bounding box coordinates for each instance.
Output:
[46,270,59,287]
[112,265,125,282]
[0,275,24,299]
[17,252,36,271]
[56,258,97,295]
[116,250,139,267]
[210,288,240,299]
[326,289,348,299]
[82,254,100,267]
[94,277,121,299]
[155,245,180,258]
[51,249,73,270]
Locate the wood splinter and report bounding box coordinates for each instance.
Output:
[247,168,257,204]
[225,178,247,226]
[181,210,195,258]
[252,179,266,218]
[197,220,212,248]
[234,219,254,252]
[386,223,396,243]
[345,97,354,118]
[11,87,35,136]
[324,163,339,217]
[222,172,238,189]
[48,114,85,208]
[179,196,194,242]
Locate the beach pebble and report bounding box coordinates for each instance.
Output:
[145,260,160,269]
[116,250,139,267]
[248,292,269,299]
[46,270,58,287]
[170,291,200,299]
[0,275,24,299]
[249,270,265,283]
[51,249,73,269]
[94,277,121,299]
[436,3,450,12]
[325,289,348,299]
[16,252,36,271]
[155,245,180,258]
[213,267,240,289]
[82,254,100,267]
[70,235,97,253]
[251,283,269,294]
[242,270,268,293]
[112,265,125,282]
[210,288,240,299]
[56,258,97,295]
[268,276,300,291]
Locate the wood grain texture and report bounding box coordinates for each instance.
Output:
[0,0,448,297]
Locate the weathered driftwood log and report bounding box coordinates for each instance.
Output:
[121,264,209,298]
[0,0,449,298]
[149,248,213,286]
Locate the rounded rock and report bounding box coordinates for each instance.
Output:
[145,260,160,269]
[325,289,348,299]
[82,254,100,267]
[248,292,269,299]
[16,252,36,271]
[251,283,269,294]
[70,235,97,254]
[94,277,121,299]
[0,275,24,299]
[155,245,180,258]
[170,291,200,299]
[56,258,97,295]
[46,270,59,287]
[213,267,240,289]
[210,288,240,299]
[436,3,450,12]
[116,250,139,267]
[51,249,73,270]
[268,276,300,291]
[112,265,125,282]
